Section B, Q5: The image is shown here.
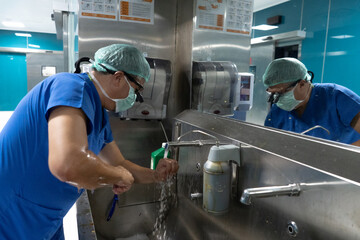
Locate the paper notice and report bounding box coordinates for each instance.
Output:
[119,0,155,24]
[196,0,226,31]
[225,0,253,35]
[79,0,118,21]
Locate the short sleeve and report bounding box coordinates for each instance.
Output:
[45,73,96,134]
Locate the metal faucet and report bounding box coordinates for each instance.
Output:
[301,125,330,135]
[166,130,221,147]
[240,183,301,205]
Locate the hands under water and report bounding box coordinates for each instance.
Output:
[154,158,179,182]
[112,158,179,195]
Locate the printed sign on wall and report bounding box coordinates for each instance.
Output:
[196,0,226,31]
[119,0,155,24]
[196,0,253,36]
[79,0,118,21]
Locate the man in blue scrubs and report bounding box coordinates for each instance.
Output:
[263,57,360,146]
[0,44,178,239]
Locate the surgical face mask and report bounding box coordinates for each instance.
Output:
[276,86,304,111]
[88,72,136,112]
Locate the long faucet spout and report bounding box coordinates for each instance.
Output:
[240,183,301,205]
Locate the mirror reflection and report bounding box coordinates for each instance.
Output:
[248,0,360,146]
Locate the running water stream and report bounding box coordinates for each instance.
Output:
[152,177,176,240]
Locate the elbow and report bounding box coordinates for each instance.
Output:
[48,155,78,183]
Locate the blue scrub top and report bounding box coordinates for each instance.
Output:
[265,83,360,144]
[0,72,113,239]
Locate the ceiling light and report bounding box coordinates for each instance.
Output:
[28,44,40,48]
[15,33,32,37]
[2,21,25,28]
[331,35,354,39]
[327,51,346,56]
[252,24,279,31]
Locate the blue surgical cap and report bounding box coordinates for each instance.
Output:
[263,58,311,88]
[93,44,150,82]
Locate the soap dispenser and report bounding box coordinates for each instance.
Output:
[203,144,240,214]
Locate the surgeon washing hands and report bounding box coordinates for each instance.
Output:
[0,44,179,239]
[263,57,360,146]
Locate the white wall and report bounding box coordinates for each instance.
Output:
[0,111,13,131]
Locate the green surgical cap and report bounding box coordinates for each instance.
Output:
[93,44,150,82]
[263,57,311,88]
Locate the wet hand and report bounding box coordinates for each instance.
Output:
[112,167,134,194]
[112,182,132,195]
[154,158,179,182]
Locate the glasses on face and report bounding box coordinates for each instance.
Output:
[267,79,301,104]
[98,63,144,103]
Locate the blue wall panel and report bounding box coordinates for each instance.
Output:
[0,30,64,110]
[323,0,360,92]
[0,52,27,110]
[253,0,302,38]
[301,0,329,84]
[0,30,62,51]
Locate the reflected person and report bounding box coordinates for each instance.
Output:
[263,57,360,146]
[0,44,179,239]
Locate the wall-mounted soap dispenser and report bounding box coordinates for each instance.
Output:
[203,144,240,214]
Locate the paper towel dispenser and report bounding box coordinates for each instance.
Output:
[119,58,172,119]
[192,61,238,116]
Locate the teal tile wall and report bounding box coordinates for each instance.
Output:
[0,52,27,110]
[322,0,360,92]
[0,30,63,51]
[0,30,64,110]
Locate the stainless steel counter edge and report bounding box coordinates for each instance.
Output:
[174,110,360,185]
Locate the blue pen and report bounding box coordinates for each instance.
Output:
[106,194,118,221]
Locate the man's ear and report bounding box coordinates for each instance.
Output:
[299,79,308,87]
[112,71,125,87]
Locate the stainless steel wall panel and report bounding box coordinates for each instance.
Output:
[86,116,169,239]
[161,110,360,240]
[78,1,176,65]
[170,0,194,119]
[193,29,251,72]
[246,42,274,125]
[26,53,64,91]
[174,110,360,184]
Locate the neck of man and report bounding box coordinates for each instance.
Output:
[90,70,115,110]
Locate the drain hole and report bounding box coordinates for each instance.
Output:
[287,221,298,237]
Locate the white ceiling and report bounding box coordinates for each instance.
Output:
[0,0,288,34]
[253,0,290,12]
[1,0,57,33]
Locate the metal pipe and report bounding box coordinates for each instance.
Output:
[240,183,301,205]
[176,130,220,147]
[166,139,221,147]
[173,122,182,162]
[301,125,330,135]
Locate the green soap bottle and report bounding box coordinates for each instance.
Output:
[151,143,171,170]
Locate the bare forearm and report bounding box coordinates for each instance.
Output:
[99,141,178,184]
[49,148,132,190]
[120,159,156,184]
